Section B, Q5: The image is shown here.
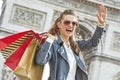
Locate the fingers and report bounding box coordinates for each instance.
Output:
[101,5,107,20]
[97,13,101,23]
[45,33,57,40]
[41,32,49,38]
[97,4,107,27]
[99,5,106,16]
[97,13,105,23]
[99,5,106,13]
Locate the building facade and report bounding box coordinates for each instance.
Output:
[0,0,120,80]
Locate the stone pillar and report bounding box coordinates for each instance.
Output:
[88,59,101,80]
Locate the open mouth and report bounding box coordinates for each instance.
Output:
[66,29,73,34]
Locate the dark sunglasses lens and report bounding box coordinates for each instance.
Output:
[64,21,70,25]
[73,22,78,26]
[64,20,78,26]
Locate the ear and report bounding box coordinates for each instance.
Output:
[57,22,61,28]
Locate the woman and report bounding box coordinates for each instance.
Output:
[35,5,107,80]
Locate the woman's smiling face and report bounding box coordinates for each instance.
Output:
[58,15,78,38]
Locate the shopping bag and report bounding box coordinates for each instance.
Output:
[0,30,38,59]
[0,30,47,80]
[13,38,44,80]
[0,30,33,50]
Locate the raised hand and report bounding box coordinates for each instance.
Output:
[97,4,107,27]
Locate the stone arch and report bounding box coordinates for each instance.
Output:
[75,24,92,40]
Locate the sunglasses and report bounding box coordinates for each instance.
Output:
[63,20,78,26]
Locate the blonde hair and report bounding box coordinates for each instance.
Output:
[48,9,80,56]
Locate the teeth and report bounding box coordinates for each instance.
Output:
[67,29,72,30]
[66,30,72,33]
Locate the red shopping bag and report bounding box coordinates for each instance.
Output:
[0,30,47,80]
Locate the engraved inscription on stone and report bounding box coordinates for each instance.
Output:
[112,32,120,51]
[10,5,46,31]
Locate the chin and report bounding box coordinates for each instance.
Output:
[67,34,72,37]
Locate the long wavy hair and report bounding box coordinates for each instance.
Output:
[48,9,80,56]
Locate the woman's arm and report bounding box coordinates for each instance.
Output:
[35,37,54,65]
[77,4,107,51]
[77,26,104,51]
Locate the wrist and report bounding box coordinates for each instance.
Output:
[46,37,54,43]
[98,22,106,28]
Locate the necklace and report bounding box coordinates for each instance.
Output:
[64,40,70,48]
[60,35,70,47]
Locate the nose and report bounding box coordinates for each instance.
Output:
[68,22,74,27]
